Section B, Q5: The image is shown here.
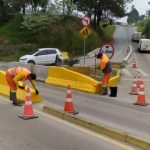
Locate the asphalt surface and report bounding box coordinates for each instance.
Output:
[0,25,149,149]
[37,80,150,142]
[0,97,139,150]
[111,26,134,62]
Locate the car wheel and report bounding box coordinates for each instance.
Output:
[27,60,35,64]
[55,56,62,66]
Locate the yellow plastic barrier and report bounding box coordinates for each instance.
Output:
[46,67,101,93]
[45,67,120,94]
[0,71,41,103]
[61,52,69,60]
[108,70,121,87]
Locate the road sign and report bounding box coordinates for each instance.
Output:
[99,42,114,59]
[80,26,91,38]
[81,16,90,26]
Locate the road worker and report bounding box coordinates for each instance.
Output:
[96,52,112,95]
[6,67,39,106]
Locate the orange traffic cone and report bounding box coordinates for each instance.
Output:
[64,85,78,115]
[136,72,143,88]
[132,58,137,68]
[129,76,138,95]
[19,88,38,120]
[133,84,149,106]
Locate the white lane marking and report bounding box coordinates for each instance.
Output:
[0,96,136,150]
[123,78,150,82]
[136,68,149,76]
[122,69,132,76]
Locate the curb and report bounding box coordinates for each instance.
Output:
[42,106,150,150]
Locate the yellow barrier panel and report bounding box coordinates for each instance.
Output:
[108,70,121,87]
[45,67,120,94]
[0,71,41,103]
[61,52,69,60]
[46,67,101,93]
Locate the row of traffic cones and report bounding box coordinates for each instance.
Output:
[129,72,143,95]
[19,85,78,120]
[129,72,149,106]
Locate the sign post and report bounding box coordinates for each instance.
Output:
[80,16,91,66]
[83,38,86,66]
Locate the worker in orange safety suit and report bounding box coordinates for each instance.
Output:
[6,67,39,106]
[96,52,112,95]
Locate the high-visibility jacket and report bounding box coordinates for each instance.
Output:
[100,54,112,73]
[7,67,36,89]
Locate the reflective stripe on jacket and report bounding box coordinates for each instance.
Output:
[7,67,31,81]
[100,54,112,73]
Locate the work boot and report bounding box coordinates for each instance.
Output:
[10,91,13,101]
[11,92,23,106]
[13,102,23,106]
[100,87,108,95]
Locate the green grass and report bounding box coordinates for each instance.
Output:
[0,15,116,61]
[136,21,145,32]
[103,25,116,37]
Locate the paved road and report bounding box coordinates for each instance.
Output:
[0,26,149,149]
[0,98,138,150]
[78,26,134,66]
[111,26,133,62]
[36,80,150,143]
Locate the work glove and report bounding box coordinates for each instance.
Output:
[18,86,25,89]
[35,89,39,95]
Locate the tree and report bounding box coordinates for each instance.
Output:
[22,5,61,33]
[127,5,139,24]
[0,0,20,26]
[77,0,133,28]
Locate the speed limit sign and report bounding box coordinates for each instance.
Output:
[82,16,90,26]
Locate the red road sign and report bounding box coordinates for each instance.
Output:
[99,42,114,59]
[81,16,90,26]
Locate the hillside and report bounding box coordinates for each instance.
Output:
[0,15,115,61]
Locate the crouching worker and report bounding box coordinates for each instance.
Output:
[6,67,39,106]
[96,52,112,95]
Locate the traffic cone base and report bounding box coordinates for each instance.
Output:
[133,102,149,106]
[129,92,138,95]
[19,115,39,120]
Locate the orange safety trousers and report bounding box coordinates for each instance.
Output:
[102,72,112,87]
[6,71,17,90]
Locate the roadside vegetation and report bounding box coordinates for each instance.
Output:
[0,14,116,61]
[128,5,150,39]
[136,19,150,39]
[0,0,133,61]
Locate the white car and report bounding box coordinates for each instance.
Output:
[137,39,150,52]
[19,48,62,65]
[131,32,142,42]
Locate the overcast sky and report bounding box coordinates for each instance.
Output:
[117,0,150,22]
[128,0,150,15]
